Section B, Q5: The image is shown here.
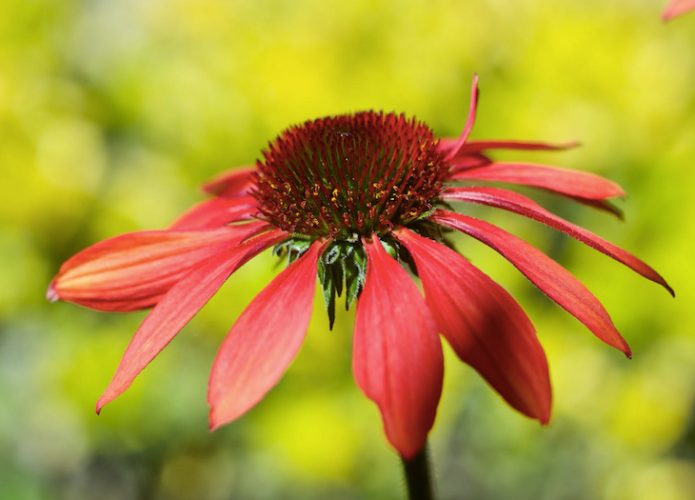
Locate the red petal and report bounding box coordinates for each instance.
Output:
[396,228,551,423]
[433,210,631,356]
[170,196,259,230]
[663,0,695,20]
[202,167,256,198]
[442,187,673,295]
[49,226,262,311]
[444,74,479,160]
[353,235,443,459]
[96,228,286,412]
[437,138,456,154]
[449,162,625,200]
[207,240,325,429]
[456,139,580,154]
[447,153,493,172]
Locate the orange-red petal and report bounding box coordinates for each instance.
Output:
[434,210,631,357]
[443,74,479,161]
[396,228,551,423]
[455,139,579,154]
[96,228,286,412]
[663,0,695,20]
[202,167,256,198]
[208,240,325,429]
[49,225,262,311]
[442,186,673,295]
[449,162,625,200]
[353,235,443,459]
[170,196,259,230]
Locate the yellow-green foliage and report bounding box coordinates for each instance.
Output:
[1,0,693,498]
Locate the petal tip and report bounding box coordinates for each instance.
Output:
[46,281,60,302]
[207,409,228,432]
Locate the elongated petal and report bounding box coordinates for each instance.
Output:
[49,227,260,311]
[433,210,631,356]
[449,162,625,200]
[447,153,493,172]
[96,228,286,412]
[442,187,673,295]
[444,74,479,160]
[171,196,259,230]
[208,240,325,429]
[456,139,580,154]
[202,167,256,197]
[663,0,695,20]
[396,228,551,423]
[354,236,443,459]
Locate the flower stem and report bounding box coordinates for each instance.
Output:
[401,444,435,500]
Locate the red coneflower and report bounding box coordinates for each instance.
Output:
[48,77,672,462]
[663,0,695,20]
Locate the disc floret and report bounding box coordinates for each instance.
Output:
[253,111,448,239]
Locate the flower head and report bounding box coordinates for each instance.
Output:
[663,0,695,20]
[49,77,672,459]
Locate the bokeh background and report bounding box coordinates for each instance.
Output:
[1,0,694,498]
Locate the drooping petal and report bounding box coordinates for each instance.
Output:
[444,74,479,161]
[353,235,443,459]
[396,228,551,423]
[208,240,326,429]
[663,0,695,20]
[433,210,631,356]
[96,228,286,412]
[442,187,673,295]
[170,196,259,230]
[449,162,625,200]
[202,167,256,198]
[49,226,262,312]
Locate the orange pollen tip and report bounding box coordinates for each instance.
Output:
[252,111,447,239]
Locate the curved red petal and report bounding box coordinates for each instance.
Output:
[170,196,259,230]
[442,187,673,296]
[663,0,695,20]
[354,235,443,459]
[456,139,580,154]
[96,228,286,412]
[208,240,325,429]
[202,167,256,198]
[449,162,625,200]
[396,228,551,423]
[433,210,631,357]
[49,226,262,311]
[444,74,479,161]
[447,153,493,173]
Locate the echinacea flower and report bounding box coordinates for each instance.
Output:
[48,76,672,460]
[663,0,695,20]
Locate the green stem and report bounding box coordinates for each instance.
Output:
[401,444,435,500]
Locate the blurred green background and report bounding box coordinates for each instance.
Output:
[1,0,694,498]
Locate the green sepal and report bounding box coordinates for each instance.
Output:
[318,259,337,330]
[344,245,366,311]
[273,237,312,264]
